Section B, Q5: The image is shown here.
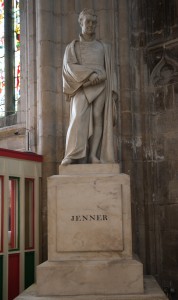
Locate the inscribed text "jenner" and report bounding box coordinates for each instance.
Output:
[71,215,108,221]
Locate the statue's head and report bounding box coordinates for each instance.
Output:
[78,9,97,35]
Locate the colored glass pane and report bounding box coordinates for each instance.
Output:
[0,0,20,118]
[0,0,5,117]
[13,0,20,110]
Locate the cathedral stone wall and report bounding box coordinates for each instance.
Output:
[130,0,178,296]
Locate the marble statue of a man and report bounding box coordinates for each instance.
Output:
[61,9,117,165]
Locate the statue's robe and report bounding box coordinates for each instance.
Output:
[62,35,117,163]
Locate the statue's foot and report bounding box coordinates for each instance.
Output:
[88,156,101,164]
[61,158,72,166]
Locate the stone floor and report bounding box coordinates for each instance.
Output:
[15,276,168,300]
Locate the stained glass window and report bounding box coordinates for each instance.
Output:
[0,0,20,117]
[13,0,20,111]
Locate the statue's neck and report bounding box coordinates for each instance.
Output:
[80,33,95,42]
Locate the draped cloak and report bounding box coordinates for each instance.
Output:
[62,37,117,163]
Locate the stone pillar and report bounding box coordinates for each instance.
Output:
[36,0,60,261]
[117,0,133,173]
[117,0,148,274]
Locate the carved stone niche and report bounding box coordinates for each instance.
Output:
[148,42,178,87]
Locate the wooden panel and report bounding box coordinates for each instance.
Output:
[25,251,35,289]
[0,148,42,162]
[0,256,3,300]
[8,253,19,300]
[0,177,3,253]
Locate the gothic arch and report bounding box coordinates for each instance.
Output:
[150,50,178,86]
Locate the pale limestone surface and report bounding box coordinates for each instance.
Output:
[15,276,168,300]
[56,174,123,252]
[37,259,143,296]
[59,163,120,175]
[48,164,132,261]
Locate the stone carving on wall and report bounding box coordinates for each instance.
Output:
[61,9,117,166]
[150,47,178,86]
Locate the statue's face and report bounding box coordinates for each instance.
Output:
[81,15,97,35]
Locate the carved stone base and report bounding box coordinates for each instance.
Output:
[37,258,143,296]
[15,276,167,300]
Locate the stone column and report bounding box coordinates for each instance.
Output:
[117,0,133,174]
[36,0,61,261]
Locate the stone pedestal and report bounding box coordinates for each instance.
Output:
[37,164,143,296]
[16,164,167,300]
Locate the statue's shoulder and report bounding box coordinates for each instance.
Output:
[64,40,79,57]
[66,39,79,49]
[97,40,111,53]
[64,40,79,63]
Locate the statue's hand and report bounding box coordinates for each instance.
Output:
[88,73,100,85]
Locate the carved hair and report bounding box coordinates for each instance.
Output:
[78,8,97,25]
